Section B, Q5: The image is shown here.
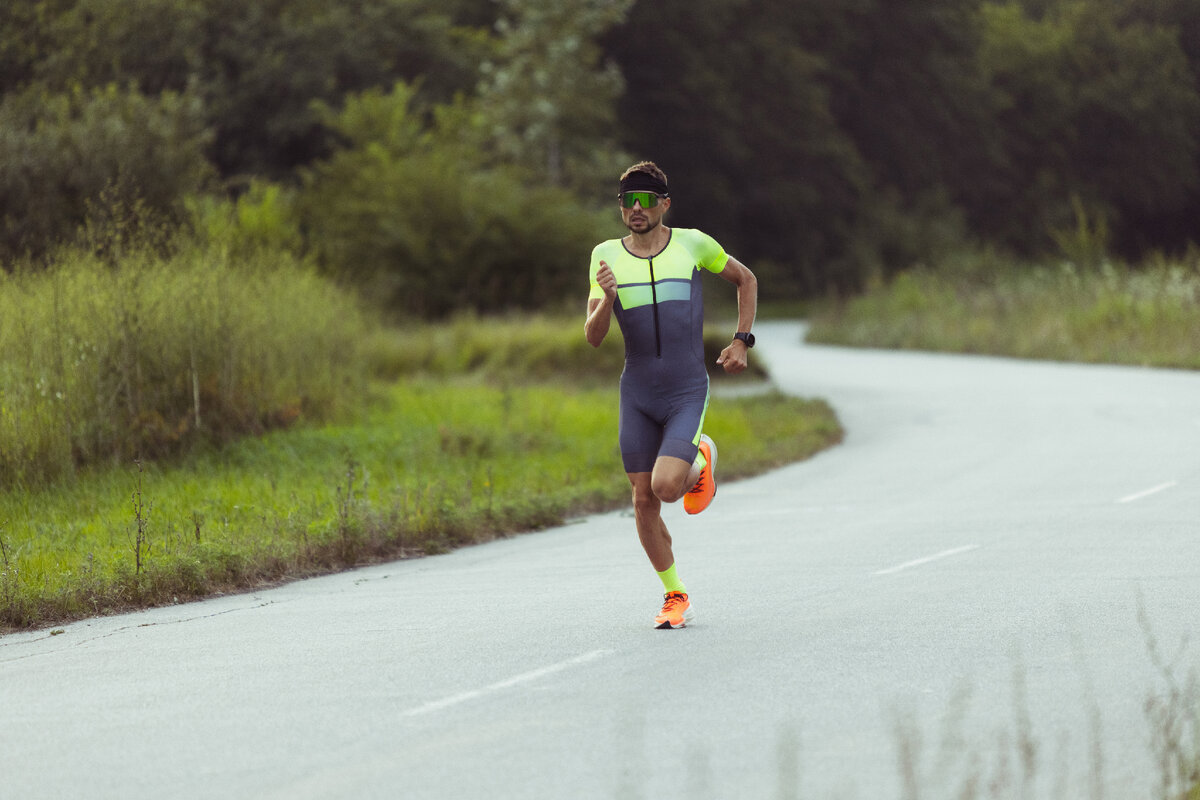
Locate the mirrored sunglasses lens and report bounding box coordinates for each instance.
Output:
[622,192,657,208]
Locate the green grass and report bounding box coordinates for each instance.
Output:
[0,377,841,631]
[808,253,1200,369]
[0,238,374,488]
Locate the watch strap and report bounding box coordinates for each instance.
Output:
[733,331,755,348]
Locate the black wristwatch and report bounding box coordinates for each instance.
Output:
[733,332,755,348]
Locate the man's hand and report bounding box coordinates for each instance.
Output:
[716,339,749,374]
[595,260,618,300]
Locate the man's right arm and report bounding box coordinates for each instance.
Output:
[585,259,617,347]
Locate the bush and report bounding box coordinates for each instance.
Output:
[299,83,615,318]
[0,237,375,488]
[807,252,1200,369]
[0,83,212,261]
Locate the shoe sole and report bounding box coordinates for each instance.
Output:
[654,606,696,629]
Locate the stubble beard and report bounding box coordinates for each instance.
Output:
[626,216,659,235]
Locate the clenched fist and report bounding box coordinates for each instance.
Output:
[595,260,618,300]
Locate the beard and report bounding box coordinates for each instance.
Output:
[626,215,659,234]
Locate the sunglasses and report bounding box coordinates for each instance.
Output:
[618,191,665,209]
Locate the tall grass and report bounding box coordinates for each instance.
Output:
[0,240,374,488]
[808,252,1200,369]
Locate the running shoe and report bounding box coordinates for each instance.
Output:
[654,591,694,629]
[683,434,717,515]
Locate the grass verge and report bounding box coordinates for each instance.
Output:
[807,254,1200,369]
[0,378,841,632]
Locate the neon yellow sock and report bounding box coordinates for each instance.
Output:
[693,448,707,472]
[657,563,687,595]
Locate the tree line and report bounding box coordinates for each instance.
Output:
[2,0,1198,309]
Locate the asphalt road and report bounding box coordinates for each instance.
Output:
[2,321,1197,799]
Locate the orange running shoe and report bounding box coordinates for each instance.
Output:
[683,434,717,515]
[654,591,694,629]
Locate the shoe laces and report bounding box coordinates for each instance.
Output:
[687,474,706,495]
[662,592,688,610]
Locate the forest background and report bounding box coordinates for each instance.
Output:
[5,0,1200,300]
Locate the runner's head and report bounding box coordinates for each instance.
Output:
[618,161,670,234]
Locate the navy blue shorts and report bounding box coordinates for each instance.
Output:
[618,376,709,474]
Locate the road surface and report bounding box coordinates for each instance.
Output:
[2,321,1198,799]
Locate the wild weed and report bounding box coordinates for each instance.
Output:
[809,254,1200,369]
[0,235,375,487]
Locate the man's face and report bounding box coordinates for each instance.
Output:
[620,192,670,234]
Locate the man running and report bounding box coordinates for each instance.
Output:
[585,161,758,629]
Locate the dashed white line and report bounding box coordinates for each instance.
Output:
[873,545,980,576]
[399,649,612,718]
[1117,481,1178,504]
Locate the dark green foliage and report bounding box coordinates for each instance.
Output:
[0,84,212,261]
[477,0,633,192]
[6,0,1200,298]
[606,1,873,292]
[605,0,1200,286]
[971,1,1200,254]
[9,0,493,180]
[817,0,991,206]
[298,84,615,317]
[1111,0,1200,253]
[192,0,493,179]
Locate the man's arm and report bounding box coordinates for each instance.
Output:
[585,260,617,347]
[714,256,758,374]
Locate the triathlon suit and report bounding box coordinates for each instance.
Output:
[589,228,730,474]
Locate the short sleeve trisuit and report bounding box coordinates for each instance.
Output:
[589,228,729,473]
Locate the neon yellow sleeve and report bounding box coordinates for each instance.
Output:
[677,228,729,274]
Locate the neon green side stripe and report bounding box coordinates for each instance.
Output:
[691,383,711,446]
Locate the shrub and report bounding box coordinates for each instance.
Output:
[299,83,615,318]
[0,83,212,261]
[0,237,375,487]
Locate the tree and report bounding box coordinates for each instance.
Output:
[0,84,213,263]
[476,0,634,193]
[7,0,495,180]
[605,0,871,291]
[298,84,612,317]
[815,0,993,206]
[1112,0,1200,251]
[973,1,1200,254]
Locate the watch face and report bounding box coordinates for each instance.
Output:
[737,332,755,347]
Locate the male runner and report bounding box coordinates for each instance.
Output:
[585,161,758,629]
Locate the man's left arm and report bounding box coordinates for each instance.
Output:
[714,256,758,374]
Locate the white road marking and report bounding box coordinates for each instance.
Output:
[1117,481,1178,504]
[873,545,980,576]
[399,649,612,718]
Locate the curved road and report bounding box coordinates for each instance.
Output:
[2,321,1198,798]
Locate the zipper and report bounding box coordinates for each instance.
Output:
[648,257,661,358]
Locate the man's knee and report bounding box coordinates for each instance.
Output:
[651,472,687,504]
